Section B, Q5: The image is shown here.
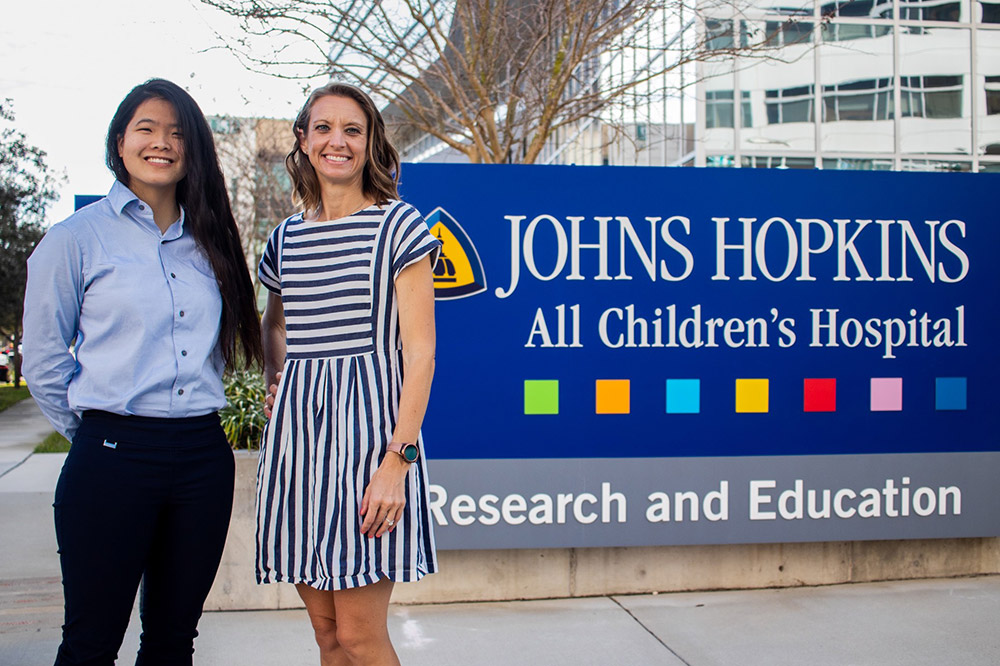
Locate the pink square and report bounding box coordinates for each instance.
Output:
[870,377,903,411]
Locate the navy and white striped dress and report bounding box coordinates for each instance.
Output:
[255,200,440,590]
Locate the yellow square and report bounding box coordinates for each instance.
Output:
[735,379,769,413]
[596,380,630,414]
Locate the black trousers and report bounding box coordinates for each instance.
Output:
[53,411,235,666]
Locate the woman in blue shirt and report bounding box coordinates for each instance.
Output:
[22,79,262,666]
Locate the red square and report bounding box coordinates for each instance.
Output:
[804,378,837,412]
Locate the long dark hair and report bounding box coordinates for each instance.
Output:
[286,82,400,213]
[106,79,262,369]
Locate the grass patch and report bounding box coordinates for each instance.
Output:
[35,432,71,453]
[0,385,31,412]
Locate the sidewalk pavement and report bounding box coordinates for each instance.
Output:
[0,397,59,478]
[2,398,1000,665]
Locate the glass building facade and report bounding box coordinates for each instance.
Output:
[396,0,1000,172]
[699,0,1000,171]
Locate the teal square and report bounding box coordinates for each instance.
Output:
[666,379,700,414]
[935,377,966,411]
[524,380,559,415]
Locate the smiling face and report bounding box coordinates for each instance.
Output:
[298,94,369,195]
[117,97,185,201]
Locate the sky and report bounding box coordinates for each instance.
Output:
[0,0,323,223]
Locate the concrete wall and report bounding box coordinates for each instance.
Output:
[205,452,1000,611]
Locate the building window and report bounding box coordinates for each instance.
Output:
[741,155,817,168]
[902,159,971,171]
[707,91,754,128]
[707,155,737,167]
[900,75,963,118]
[763,20,814,47]
[821,23,892,42]
[986,76,1000,115]
[982,0,1000,22]
[899,0,962,21]
[706,20,735,50]
[766,85,814,124]
[823,78,894,121]
[822,157,895,170]
[706,91,734,128]
[820,0,893,19]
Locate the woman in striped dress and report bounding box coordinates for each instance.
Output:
[256,83,439,665]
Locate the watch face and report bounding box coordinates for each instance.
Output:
[402,443,419,462]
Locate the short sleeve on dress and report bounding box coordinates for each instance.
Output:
[389,202,441,281]
[258,221,285,294]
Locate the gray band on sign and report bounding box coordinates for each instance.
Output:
[425,452,1000,550]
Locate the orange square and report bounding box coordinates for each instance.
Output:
[596,380,630,414]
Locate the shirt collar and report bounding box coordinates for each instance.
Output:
[107,180,187,241]
[107,179,139,214]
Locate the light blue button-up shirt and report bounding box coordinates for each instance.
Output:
[22,180,226,440]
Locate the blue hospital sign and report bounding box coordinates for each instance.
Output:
[398,164,1000,550]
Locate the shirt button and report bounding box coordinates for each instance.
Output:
[170,272,177,278]
[181,350,188,356]
[179,311,185,317]
[178,389,185,395]
[138,204,145,211]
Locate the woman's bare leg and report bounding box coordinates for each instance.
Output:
[297,584,349,666]
[297,579,398,666]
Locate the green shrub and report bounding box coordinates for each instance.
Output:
[0,385,31,412]
[35,431,71,453]
[220,370,267,449]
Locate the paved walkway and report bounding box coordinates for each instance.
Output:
[2,400,999,665]
[0,397,56,479]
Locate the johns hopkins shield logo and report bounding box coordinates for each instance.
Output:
[427,207,487,300]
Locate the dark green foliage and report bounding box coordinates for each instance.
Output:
[0,100,61,387]
[220,369,267,449]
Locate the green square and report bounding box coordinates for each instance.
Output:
[524,380,559,415]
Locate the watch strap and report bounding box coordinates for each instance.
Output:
[388,441,419,462]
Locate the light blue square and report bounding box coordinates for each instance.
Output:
[666,379,700,414]
[935,377,967,411]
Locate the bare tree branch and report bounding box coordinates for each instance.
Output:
[202,0,802,163]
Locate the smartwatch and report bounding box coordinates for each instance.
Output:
[388,441,419,463]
